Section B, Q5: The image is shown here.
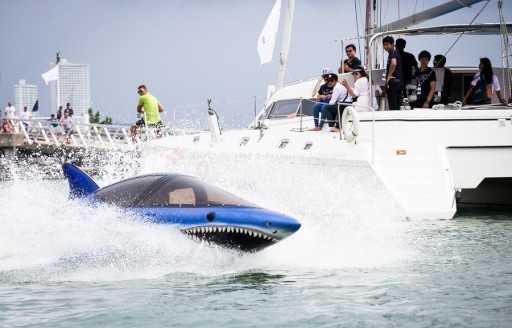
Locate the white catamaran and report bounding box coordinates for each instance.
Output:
[147,0,512,220]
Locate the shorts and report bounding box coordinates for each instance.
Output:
[135,119,163,128]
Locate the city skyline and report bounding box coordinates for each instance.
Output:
[1,0,510,126]
[47,58,91,121]
[14,79,38,115]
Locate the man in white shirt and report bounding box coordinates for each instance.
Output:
[4,102,16,119]
[310,74,350,131]
[320,75,351,131]
[20,106,32,130]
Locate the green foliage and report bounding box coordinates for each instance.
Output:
[100,116,113,125]
[88,108,112,125]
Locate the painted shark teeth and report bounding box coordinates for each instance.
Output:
[182,226,276,242]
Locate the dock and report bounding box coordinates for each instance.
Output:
[0,118,150,179]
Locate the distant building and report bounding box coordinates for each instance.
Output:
[48,58,90,120]
[14,79,38,115]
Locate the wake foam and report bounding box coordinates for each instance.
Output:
[0,150,410,282]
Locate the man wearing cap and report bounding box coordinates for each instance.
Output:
[309,70,336,130]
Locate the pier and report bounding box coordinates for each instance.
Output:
[0,118,150,179]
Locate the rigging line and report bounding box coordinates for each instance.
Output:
[354,0,363,55]
[415,0,491,89]
[442,0,491,57]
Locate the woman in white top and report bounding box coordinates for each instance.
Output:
[463,57,507,105]
[341,68,373,112]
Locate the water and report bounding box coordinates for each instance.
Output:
[1,164,512,327]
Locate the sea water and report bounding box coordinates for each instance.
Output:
[1,157,512,327]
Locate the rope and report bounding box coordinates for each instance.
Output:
[354,0,363,56]
[414,0,491,92]
[442,0,490,57]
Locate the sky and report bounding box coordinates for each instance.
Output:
[0,0,510,127]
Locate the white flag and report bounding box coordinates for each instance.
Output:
[257,0,281,65]
[42,65,59,85]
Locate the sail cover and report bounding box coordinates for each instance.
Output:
[257,0,282,65]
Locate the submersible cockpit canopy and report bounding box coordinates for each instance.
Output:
[94,174,257,209]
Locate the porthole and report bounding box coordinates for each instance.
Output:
[240,137,250,146]
[278,139,290,149]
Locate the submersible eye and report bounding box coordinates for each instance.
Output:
[206,212,216,222]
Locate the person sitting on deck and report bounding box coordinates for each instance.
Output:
[309,69,335,119]
[341,67,372,111]
[433,54,453,105]
[310,74,350,131]
[411,50,437,109]
[338,44,362,74]
[463,57,508,105]
[130,84,164,139]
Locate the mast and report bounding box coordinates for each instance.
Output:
[364,0,376,68]
[498,0,511,100]
[276,0,295,89]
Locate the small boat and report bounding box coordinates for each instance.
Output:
[62,163,300,252]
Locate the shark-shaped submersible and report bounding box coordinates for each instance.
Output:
[63,163,300,252]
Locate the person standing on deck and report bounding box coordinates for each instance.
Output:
[383,36,403,110]
[338,44,362,74]
[64,103,74,117]
[411,51,437,109]
[395,38,417,98]
[433,54,453,105]
[4,102,16,119]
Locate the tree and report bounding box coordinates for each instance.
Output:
[88,108,112,125]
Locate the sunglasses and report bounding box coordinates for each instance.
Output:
[137,89,144,94]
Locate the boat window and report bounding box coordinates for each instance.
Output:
[141,176,256,208]
[299,99,315,116]
[267,99,300,119]
[94,175,162,207]
[267,99,314,119]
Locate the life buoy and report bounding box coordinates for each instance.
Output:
[341,106,359,142]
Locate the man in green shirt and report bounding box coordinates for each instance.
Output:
[131,84,164,139]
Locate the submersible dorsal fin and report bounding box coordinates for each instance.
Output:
[62,163,99,198]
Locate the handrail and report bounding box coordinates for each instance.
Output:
[1,117,184,149]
